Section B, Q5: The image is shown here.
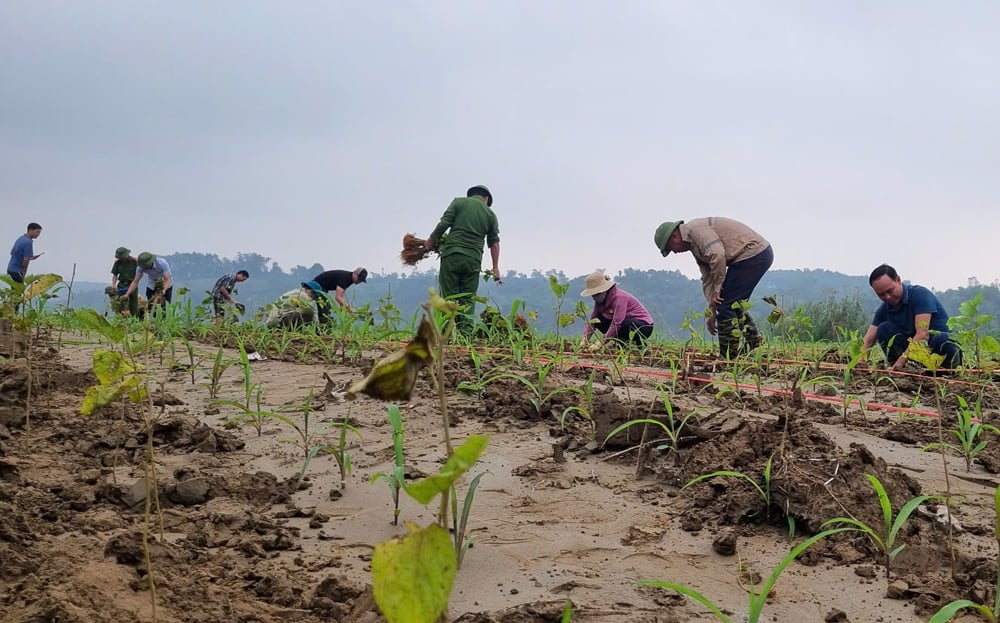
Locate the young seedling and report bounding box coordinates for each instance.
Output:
[497,357,582,414]
[603,389,696,469]
[455,345,512,398]
[450,470,490,567]
[370,404,407,525]
[928,484,1000,622]
[278,394,361,488]
[684,454,779,522]
[205,344,236,399]
[822,474,941,580]
[922,394,998,472]
[641,527,850,623]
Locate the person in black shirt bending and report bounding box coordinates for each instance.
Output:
[312,267,368,314]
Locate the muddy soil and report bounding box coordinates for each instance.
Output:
[2,333,999,622]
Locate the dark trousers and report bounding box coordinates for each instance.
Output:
[7,271,24,312]
[716,245,773,323]
[594,317,653,346]
[875,320,963,369]
[439,253,482,334]
[117,286,140,317]
[716,246,772,358]
[315,297,332,324]
[146,286,174,311]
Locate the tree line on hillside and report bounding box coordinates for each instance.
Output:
[61,251,1000,340]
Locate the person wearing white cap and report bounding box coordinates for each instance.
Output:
[579,271,654,349]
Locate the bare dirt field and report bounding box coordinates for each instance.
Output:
[2,329,999,622]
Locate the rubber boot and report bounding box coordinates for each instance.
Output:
[717,318,740,360]
[742,314,762,353]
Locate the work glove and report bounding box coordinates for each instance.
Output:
[588,341,603,353]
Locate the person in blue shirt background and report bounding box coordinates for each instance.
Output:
[861,263,962,370]
[7,222,43,283]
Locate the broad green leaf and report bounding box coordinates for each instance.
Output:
[405,435,489,504]
[372,523,457,623]
[983,335,1000,353]
[73,309,125,342]
[927,600,994,623]
[557,313,577,328]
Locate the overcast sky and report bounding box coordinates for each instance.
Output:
[2,2,997,291]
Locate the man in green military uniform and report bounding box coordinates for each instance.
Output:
[426,185,503,334]
[110,246,140,317]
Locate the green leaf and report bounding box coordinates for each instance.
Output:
[405,435,489,505]
[983,335,1000,353]
[557,313,577,328]
[73,309,125,342]
[639,582,731,623]
[927,600,995,623]
[372,523,457,623]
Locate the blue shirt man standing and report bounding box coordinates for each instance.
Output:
[7,222,43,283]
[861,263,962,370]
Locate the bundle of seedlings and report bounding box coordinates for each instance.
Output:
[400,233,442,266]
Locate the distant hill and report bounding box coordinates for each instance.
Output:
[54,251,1000,339]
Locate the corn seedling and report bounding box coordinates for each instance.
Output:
[212,343,268,436]
[450,470,490,567]
[456,346,512,398]
[559,405,592,432]
[923,394,998,471]
[281,394,361,488]
[205,344,236,399]
[927,484,1000,622]
[603,389,695,469]
[497,357,582,414]
[821,474,941,580]
[641,527,849,623]
[684,454,779,522]
[370,404,407,524]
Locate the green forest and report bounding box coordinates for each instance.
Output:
[65,250,1000,340]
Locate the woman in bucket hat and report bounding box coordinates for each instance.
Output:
[580,270,654,350]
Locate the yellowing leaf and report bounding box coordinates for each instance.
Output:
[347,317,435,401]
[81,376,143,415]
[428,290,460,313]
[372,523,456,623]
[406,435,489,505]
[906,340,946,370]
[22,274,63,301]
[92,350,142,386]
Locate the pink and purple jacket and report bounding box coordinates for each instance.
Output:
[583,285,654,339]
